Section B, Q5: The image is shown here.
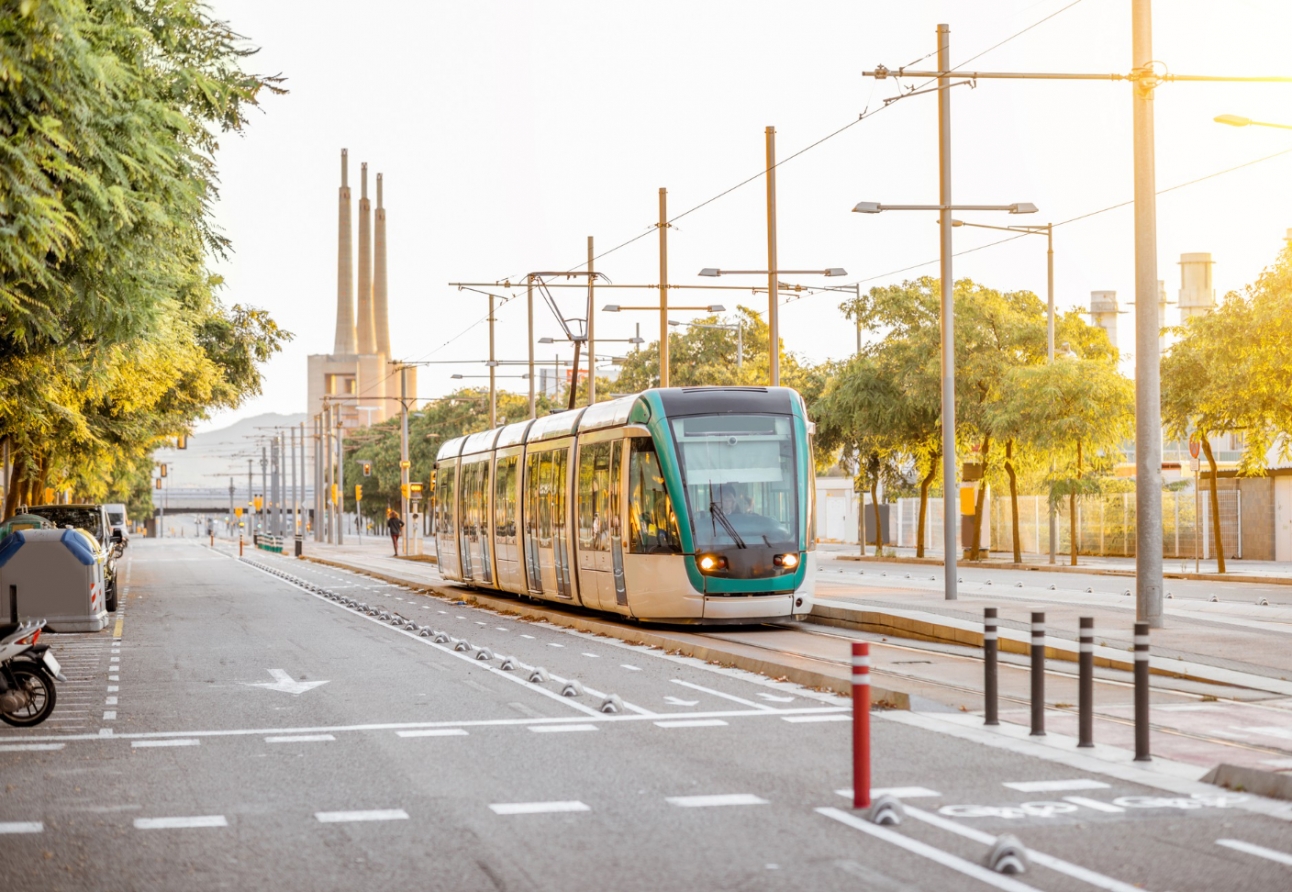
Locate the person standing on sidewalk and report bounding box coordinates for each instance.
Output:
[386,509,404,557]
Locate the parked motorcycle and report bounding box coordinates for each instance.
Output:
[0,619,65,727]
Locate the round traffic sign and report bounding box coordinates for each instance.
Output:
[1188,438,1201,459]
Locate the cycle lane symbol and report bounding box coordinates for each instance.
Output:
[938,793,1249,820]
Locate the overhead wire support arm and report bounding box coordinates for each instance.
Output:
[864,65,1292,86]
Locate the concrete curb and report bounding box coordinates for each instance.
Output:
[297,553,909,708]
[1202,763,1292,802]
[833,553,1292,586]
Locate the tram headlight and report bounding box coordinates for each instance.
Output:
[774,553,800,569]
[697,554,728,572]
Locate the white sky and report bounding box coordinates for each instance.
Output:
[198,0,1292,433]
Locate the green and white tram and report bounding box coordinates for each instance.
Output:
[432,386,817,624]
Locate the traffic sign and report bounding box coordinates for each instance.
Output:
[1188,438,1201,460]
[1190,456,1201,473]
[355,484,363,501]
[234,507,243,517]
[253,495,263,511]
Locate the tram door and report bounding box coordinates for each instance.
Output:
[576,438,626,612]
[523,443,574,600]
[492,451,524,593]
[458,457,492,585]
[434,461,461,580]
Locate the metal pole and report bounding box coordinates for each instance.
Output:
[312,416,322,542]
[851,641,871,809]
[527,275,536,419]
[765,126,779,387]
[587,235,596,405]
[228,477,234,536]
[983,607,998,725]
[658,187,669,388]
[1030,610,1045,736]
[247,457,253,540]
[937,23,958,601]
[400,366,410,556]
[1047,225,1058,566]
[336,416,344,545]
[324,405,332,543]
[1134,621,1151,760]
[260,446,268,539]
[1133,0,1164,628]
[1194,463,1200,573]
[488,294,497,429]
[1079,616,1094,747]
[736,324,743,373]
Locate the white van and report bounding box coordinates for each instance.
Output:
[104,504,130,543]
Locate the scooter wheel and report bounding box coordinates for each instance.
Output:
[0,664,57,727]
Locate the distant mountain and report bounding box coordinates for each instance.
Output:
[154,412,309,489]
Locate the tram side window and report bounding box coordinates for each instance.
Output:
[577,442,612,552]
[628,437,682,554]
[436,464,456,536]
[494,455,518,542]
[552,448,568,538]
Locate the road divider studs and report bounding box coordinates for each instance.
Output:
[985,579,992,585]
[1166,592,1173,599]
[1085,587,1094,593]
[1209,594,1218,602]
[986,834,1028,875]
[864,793,904,826]
[1258,598,1269,606]
[475,648,494,661]
[418,627,432,637]
[1015,582,1023,588]
[499,656,516,671]
[433,632,450,644]
[529,667,550,684]
[561,680,584,698]
[1122,589,1131,597]
[599,694,623,714]
[453,639,472,653]
[1048,584,1056,590]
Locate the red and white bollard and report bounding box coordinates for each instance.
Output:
[852,641,871,809]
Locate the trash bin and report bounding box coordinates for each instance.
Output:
[0,528,109,632]
[294,536,303,557]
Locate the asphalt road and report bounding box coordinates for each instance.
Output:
[2,538,1291,891]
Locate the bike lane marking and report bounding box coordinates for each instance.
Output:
[1216,839,1292,868]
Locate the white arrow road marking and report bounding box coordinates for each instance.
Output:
[756,693,796,703]
[664,696,700,706]
[242,669,329,695]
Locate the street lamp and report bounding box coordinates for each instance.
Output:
[853,199,1036,601]
[668,319,743,371]
[602,304,726,313]
[1214,113,1292,130]
[695,270,844,385]
[952,216,1059,565]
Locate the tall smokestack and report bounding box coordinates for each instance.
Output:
[374,173,391,357]
[334,149,356,355]
[356,162,376,355]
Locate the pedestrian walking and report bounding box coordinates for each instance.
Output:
[386,509,404,556]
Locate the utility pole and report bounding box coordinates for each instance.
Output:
[400,365,411,556]
[658,187,669,388]
[488,294,497,429]
[936,23,957,598]
[587,235,595,405]
[335,413,345,545]
[313,415,323,543]
[228,477,234,534]
[323,404,333,544]
[765,126,780,387]
[260,446,268,538]
[527,275,536,419]
[289,426,297,537]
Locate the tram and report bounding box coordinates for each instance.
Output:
[432,386,817,624]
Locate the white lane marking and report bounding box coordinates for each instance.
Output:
[664,696,699,706]
[265,734,336,743]
[105,697,118,705]
[620,664,642,671]
[1003,779,1109,793]
[242,669,329,696]
[546,642,564,648]
[667,793,767,808]
[757,692,796,703]
[817,807,1041,892]
[107,686,119,693]
[521,634,535,639]
[0,743,65,752]
[0,822,44,834]
[903,806,1150,892]
[109,676,119,682]
[1217,839,1292,867]
[528,724,598,733]
[834,786,942,800]
[495,627,508,632]
[134,815,227,830]
[581,653,600,658]
[315,809,409,823]
[103,711,117,720]
[396,729,469,738]
[110,657,119,663]
[671,679,777,712]
[489,801,590,815]
[475,621,486,626]
[783,714,850,723]
[132,739,200,749]
[654,719,729,729]
[1064,796,1125,813]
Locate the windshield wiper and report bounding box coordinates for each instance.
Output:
[708,500,746,549]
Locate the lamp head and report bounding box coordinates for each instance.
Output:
[667,320,681,327]
[852,202,882,214]
[602,304,620,313]
[1214,114,1251,128]
[451,374,463,379]
[538,336,555,344]
[1009,202,1039,215]
[824,268,847,277]
[707,304,726,312]
[698,268,720,277]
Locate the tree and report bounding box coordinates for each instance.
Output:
[991,357,1134,565]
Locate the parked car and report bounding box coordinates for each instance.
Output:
[104,503,130,546]
[21,505,121,613]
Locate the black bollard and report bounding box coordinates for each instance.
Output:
[1134,621,1151,761]
[1030,611,1045,736]
[984,608,999,726]
[1078,617,1094,747]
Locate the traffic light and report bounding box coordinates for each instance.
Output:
[354,484,363,501]
[155,478,162,489]
[159,463,167,478]
[409,481,424,501]
[234,507,243,517]
[330,484,338,505]
[361,461,372,477]
[176,435,188,450]
[253,495,263,511]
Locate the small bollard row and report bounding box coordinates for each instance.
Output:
[982,609,1151,761]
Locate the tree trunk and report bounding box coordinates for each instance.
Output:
[871,475,882,556]
[1070,439,1082,566]
[1201,438,1226,573]
[916,455,938,559]
[970,435,990,561]
[3,450,24,518]
[1005,439,1021,564]
[32,454,50,506]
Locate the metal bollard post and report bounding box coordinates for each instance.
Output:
[1134,621,1151,761]
[1078,617,1094,747]
[1030,611,1045,736]
[983,608,999,725]
[239,535,244,557]
[852,641,871,809]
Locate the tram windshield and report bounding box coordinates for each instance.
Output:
[669,414,798,550]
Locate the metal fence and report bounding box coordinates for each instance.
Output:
[887,486,1240,559]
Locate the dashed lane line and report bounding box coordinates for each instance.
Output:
[396,729,468,738]
[489,801,590,815]
[529,724,598,733]
[783,714,850,723]
[134,816,227,830]
[131,739,199,749]
[0,822,44,834]
[0,743,65,753]
[266,734,336,743]
[834,787,943,799]
[666,794,768,808]
[904,805,1149,892]
[315,809,408,823]
[817,807,1041,892]
[1216,839,1292,868]
[654,719,729,729]
[1003,779,1110,793]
